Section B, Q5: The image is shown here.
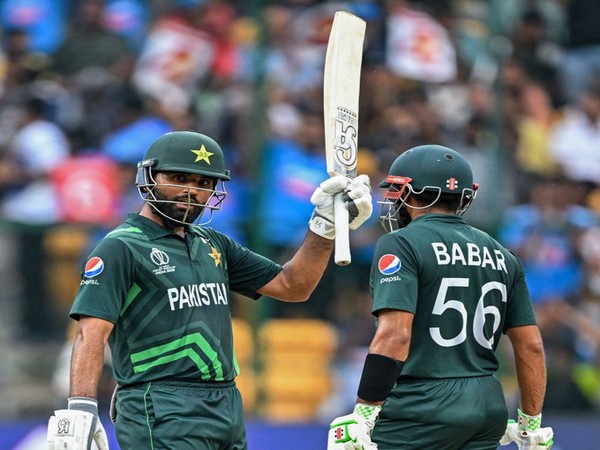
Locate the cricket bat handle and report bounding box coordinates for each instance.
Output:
[334,192,351,265]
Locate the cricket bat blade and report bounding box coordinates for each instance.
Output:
[323,11,366,265]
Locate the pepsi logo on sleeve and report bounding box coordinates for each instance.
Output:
[84,257,105,278]
[378,254,401,275]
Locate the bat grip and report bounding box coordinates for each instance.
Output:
[333,192,351,265]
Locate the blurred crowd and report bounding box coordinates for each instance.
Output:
[2,0,600,418]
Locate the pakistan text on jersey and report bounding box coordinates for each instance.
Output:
[167,282,229,311]
[431,242,508,273]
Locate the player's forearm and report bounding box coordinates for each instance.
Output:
[70,337,105,398]
[69,320,112,398]
[263,231,333,301]
[369,310,413,361]
[509,325,547,415]
[282,231,334,300]
[515,350,546,415]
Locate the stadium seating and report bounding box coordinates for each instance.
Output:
[257,318,338,421]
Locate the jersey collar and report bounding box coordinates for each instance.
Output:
[125,213,187,240]
[412,213,467,225]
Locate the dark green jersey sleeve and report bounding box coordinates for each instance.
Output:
[503,253,537,330]
[200,227,283,299]
[70,236,137,323]
[370,232,420,315]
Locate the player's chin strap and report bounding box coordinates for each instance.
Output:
[47,396,110,450]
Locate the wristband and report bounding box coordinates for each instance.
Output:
[353,403,382,423]
[517,408,542,431]
[357,353,404,402]
[68,396,99,416]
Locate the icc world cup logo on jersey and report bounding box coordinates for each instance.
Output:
[150,248,176,275]
[150,248,170,266]
[378,254,401,275]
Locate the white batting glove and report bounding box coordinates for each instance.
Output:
[309,175,372,239]
[328,403,381,450]
[345,174,372,230]
[499,410,554,449]
[309,176,350,239]
[48,397,109,450]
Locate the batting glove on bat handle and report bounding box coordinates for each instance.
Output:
[344,174,372,230]
[309,176,350,239]
[328,403,381,450]
[47,396,110,450]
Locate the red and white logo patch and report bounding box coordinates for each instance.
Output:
[446,177,458,190]
[378,254,401,275]
[84,257,104,278]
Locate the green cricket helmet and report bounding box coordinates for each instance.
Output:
[378,144,478,232]
[138,131,231,180]
[136,131,230,225]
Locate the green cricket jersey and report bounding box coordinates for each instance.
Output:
[70,214,282,386]
[370,214,536,379]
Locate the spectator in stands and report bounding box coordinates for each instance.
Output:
[258,106,327,256]
[509,8,564,106]
[45,0,137,148]
[0,96,70,223]
[498,176,597,361]
[450,115,510,233]
[258,105,337,318]
[558,0,600,103]
[263,3,333,101]
[100,88,173,219]
[514,81,560,181]
[0,0,67,54]
[0,27,50,95]
[548,82,600,191]
[102,0,150,52]
[0,95,71,339]
[50,0,134,78]
[531,225,600,411]
[565,227,600,409]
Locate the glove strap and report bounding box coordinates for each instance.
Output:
[309,210,335,240]
[517,408,542,431]
[353,403,382,424]
[68,396,99,416]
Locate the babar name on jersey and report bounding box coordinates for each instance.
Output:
[167,282,228,311]
[431,242,508,273]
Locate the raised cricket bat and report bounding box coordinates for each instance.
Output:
[323,11,366,266]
